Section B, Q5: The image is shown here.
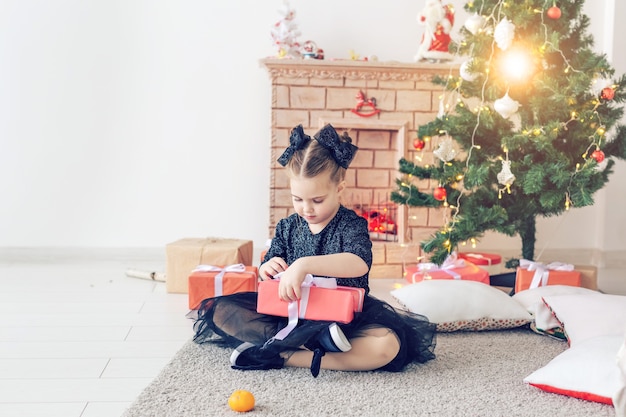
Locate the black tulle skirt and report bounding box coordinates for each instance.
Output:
[191,291,436,372]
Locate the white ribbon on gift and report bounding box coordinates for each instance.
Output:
[412,252,466,282]
[271,272,337,341]
[518,259,575,289]
[192,263,249,297]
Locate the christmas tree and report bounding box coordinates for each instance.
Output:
[391,0,626,266]
[270,1,301,58]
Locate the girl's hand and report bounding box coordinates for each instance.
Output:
[277,262,306,302]
[259,257,288,281]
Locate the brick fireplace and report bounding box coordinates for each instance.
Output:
[260,58,456,279]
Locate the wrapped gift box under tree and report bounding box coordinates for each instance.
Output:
[405,253,489,285]
[514,260,583,294]
[165,237,253,293]
[458,252,503,276]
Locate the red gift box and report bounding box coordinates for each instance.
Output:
[188,264,258,309]
[458,251,503,276]
[514,260,582,294]
[458,252,502,266]
[405,259,489,284]
[256,278,365,324]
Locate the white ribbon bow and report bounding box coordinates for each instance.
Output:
[272,273,337,341]
[192,263,248,297]
[518,259,574,289]
[413,252,465,282]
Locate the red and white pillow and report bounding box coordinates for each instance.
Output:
[522,292,626,405]
[512,285,600,338]
[539,292,626,346]
[524,334,623,404]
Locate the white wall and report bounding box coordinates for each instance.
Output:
[0,0,623,255]
[601,0,626,251]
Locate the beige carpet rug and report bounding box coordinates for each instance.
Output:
[122,328,615,417]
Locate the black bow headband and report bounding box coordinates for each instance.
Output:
[277,125,311,167]
[277,124,358,169]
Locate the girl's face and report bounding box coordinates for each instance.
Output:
[289,171,345,233]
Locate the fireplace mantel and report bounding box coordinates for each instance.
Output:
[260,58,458,81]
[260,58,458,279]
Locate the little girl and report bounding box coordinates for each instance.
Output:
[193,124,436,377]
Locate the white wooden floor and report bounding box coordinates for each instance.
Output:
[0,249,623,417]
[0,250,193,417]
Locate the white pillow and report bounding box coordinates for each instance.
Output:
[615,332,626,415]
[390,280,532,332]
[512,286,599,335]
[524,334,624,404]
[540,293,626,346]
[512,285,599,313]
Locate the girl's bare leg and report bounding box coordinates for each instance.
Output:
[282,327,400,371]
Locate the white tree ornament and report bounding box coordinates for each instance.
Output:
[460,60,478,82]
[497,159,516,186]
[433,136,457,162]
[494,92,520,119]
[494,17,515,51]
[464,13,486,35]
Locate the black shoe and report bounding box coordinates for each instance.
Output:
[306,323,352,378]
[310,348,325,378]
[230,342,284,371]
[318,323,352,352]
[305,323,352,353]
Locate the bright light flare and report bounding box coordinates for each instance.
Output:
[499,48,534,83]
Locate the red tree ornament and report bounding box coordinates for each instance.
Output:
[547,6,561,20]
[413,138,426,150]
[433,186,447,201]
[601,87,615,100]
[591,149,605,163]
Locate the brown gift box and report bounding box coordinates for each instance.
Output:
[165,237,253,293]
[573,264,598,291]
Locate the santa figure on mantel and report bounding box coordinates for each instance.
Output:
[414,0,455,62]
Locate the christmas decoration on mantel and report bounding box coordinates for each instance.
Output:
[300,40,324,60]
[270,0,302,58]
[415,0,455,62]
[351,90,380,117]
[393,0,626,266]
